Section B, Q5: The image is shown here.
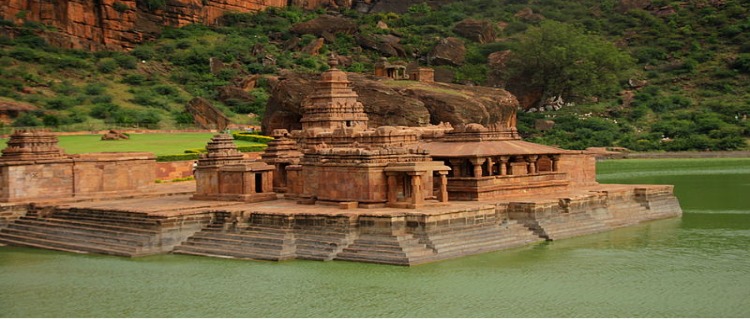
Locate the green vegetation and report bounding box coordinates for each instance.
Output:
[0,133,266,156]
[0,1,747,151]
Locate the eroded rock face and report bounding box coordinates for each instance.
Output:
[427,37,466,66]
[186,97,231,131]
[290,14,358,36]
[262,71,518,133]
[0,0,291,50]
[453,19,496,44]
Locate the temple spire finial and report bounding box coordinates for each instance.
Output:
[328,52,339,68]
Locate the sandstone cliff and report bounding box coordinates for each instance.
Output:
[262,71,518,133]
[0,0,287,50]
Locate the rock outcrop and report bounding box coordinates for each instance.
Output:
[453,19,496,44]
[185,97,231,131]
[427,37,466,66]
[0,0,300,50]
[262,71,518,133]
[290,14,358,36]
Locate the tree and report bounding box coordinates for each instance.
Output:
[504,21,634,107]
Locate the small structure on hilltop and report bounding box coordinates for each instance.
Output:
[406,64,435,83]
[374,57,409,80]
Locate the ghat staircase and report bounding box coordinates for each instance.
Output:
[0,207,209,256]
[174,216,545,266]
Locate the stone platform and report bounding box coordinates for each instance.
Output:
[0,182,682,265]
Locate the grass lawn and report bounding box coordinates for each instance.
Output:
[0,133,264,156]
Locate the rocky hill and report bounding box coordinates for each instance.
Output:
[0,0,747,151]
[0,0,412,51]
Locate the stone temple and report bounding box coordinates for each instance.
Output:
[0,58,683,266]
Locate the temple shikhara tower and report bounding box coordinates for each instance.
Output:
[257,55,591,208]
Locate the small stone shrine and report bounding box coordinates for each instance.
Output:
[192,134,276,202]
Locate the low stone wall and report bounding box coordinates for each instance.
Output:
[506,185,682,240]
[557,153,598,187]
[156,160,195,181]
[447,173,570,201]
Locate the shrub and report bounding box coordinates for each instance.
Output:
[172,111,195,125]
[97,58,119,73]
[155,154,200,162]
[184,148,207,154]
[122,74,148,85]
[46,97,79,110]
[732,53,750,73]
[232,133,274,144]
[152,84,179,97]
[142,0,166,12]
[84,83,107,95]
[90,103,121,119]
[91,95,113,104]
[114,54,138,69]
[113,1,130,13]
[237,145,268,152]
[13,113,42,127]
[131,46,155,61]
[129,90,169,109]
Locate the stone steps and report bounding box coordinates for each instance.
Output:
[172,223,296,261]
[293,231,351,261]
[8,220,152,246]
[187,232,292,250]
[334,234,436,266]
[173,242,295,261]
[17,217,159,236]
[0,227,139,256]
[422,223,543,257]
[50,210,159,227]
[0,209,164,257]
[537,213,610,240]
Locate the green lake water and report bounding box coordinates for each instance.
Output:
[1,158,749,317]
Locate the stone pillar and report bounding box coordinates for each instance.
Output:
[387,173,398,204]
[264,171,273,193]
[551,155,560,172]
[449,159,464,177]
[499,156,510,176]
[437,172,448,202]
[243,172,255,194]
[486,157,495,176]
[470,158,484,178]
[409,173,424,206]
[526,155,539,174]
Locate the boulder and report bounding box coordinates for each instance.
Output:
[217,86,254,105]
[486,50,513,87]
[186,97,231,131]
[300,38,325,55]
[290,15,358,37]
[262,71,519,132]
[514,7,544,22]
[356,34,407,57]
[428,37,466,66]
[101,130,129,140]
[234,74,261,91]
[453,19,496,44]
[535,120,555,131]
